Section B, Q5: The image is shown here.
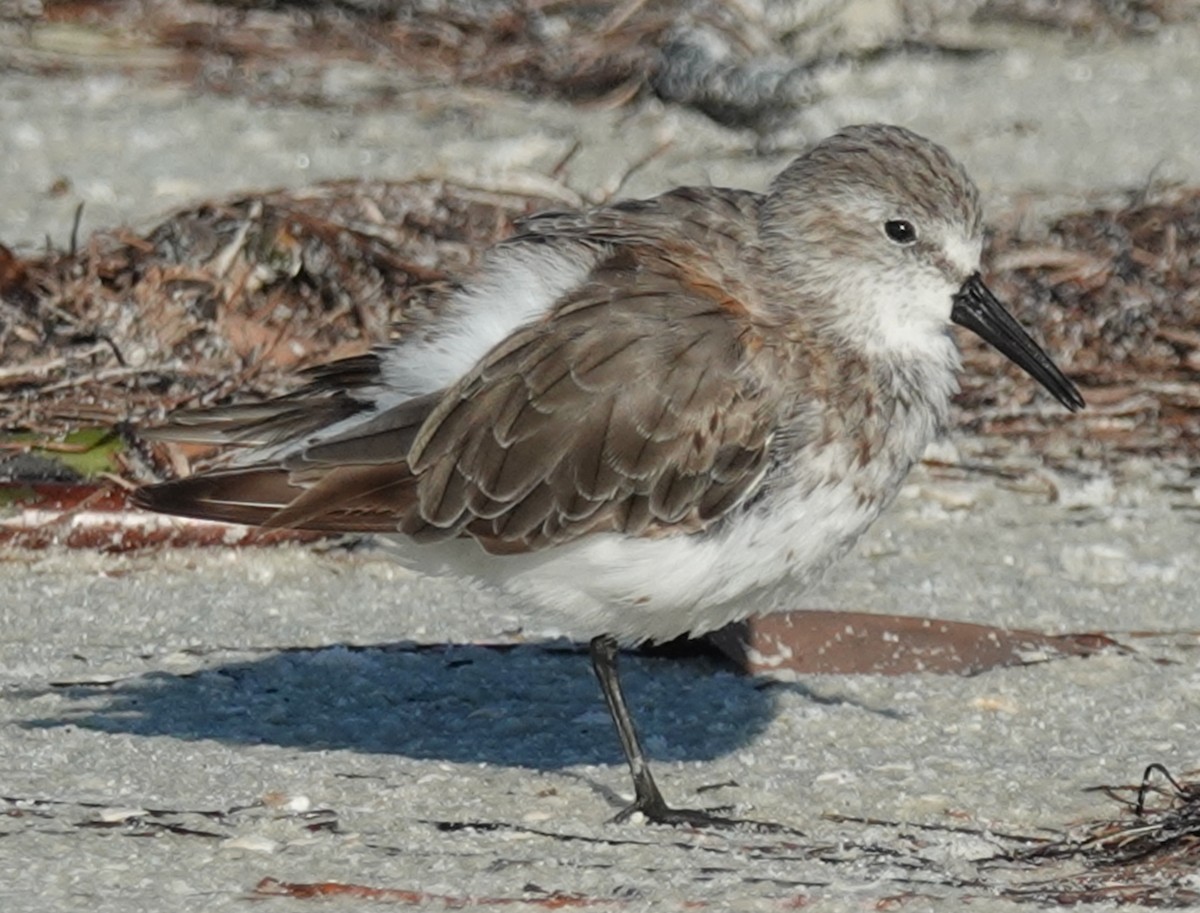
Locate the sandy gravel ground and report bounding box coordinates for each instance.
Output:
[3,10,1200,912]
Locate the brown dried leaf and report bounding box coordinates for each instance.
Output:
[710,610,1124,677]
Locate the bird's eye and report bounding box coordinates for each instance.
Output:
[884,219,917,244]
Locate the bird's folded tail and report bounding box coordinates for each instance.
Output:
[132,463,417,533]
[138,353,388,448]
[132,466,302,527]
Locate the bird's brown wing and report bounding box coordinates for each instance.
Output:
[136,241,782,548]
[396,244,779,554]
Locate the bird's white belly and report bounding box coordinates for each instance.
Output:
[383,469,889,645]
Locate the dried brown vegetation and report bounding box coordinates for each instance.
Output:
[8,1,1192,129]
[0,179,556,440]
[966,186,1200,469]
[1001,765,1200,907]
[2,181,1200,482]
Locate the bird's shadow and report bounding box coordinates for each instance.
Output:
[22,642,745,768]
[21,641,902,769]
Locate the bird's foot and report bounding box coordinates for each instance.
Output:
[611,794,752,830]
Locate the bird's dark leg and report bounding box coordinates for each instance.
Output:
[588,634,739,827]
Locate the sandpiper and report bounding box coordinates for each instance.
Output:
[135,124,1084,827]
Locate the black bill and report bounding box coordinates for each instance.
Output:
[951,273,1084,412]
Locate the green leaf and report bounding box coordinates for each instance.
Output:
[0,428,126,479]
